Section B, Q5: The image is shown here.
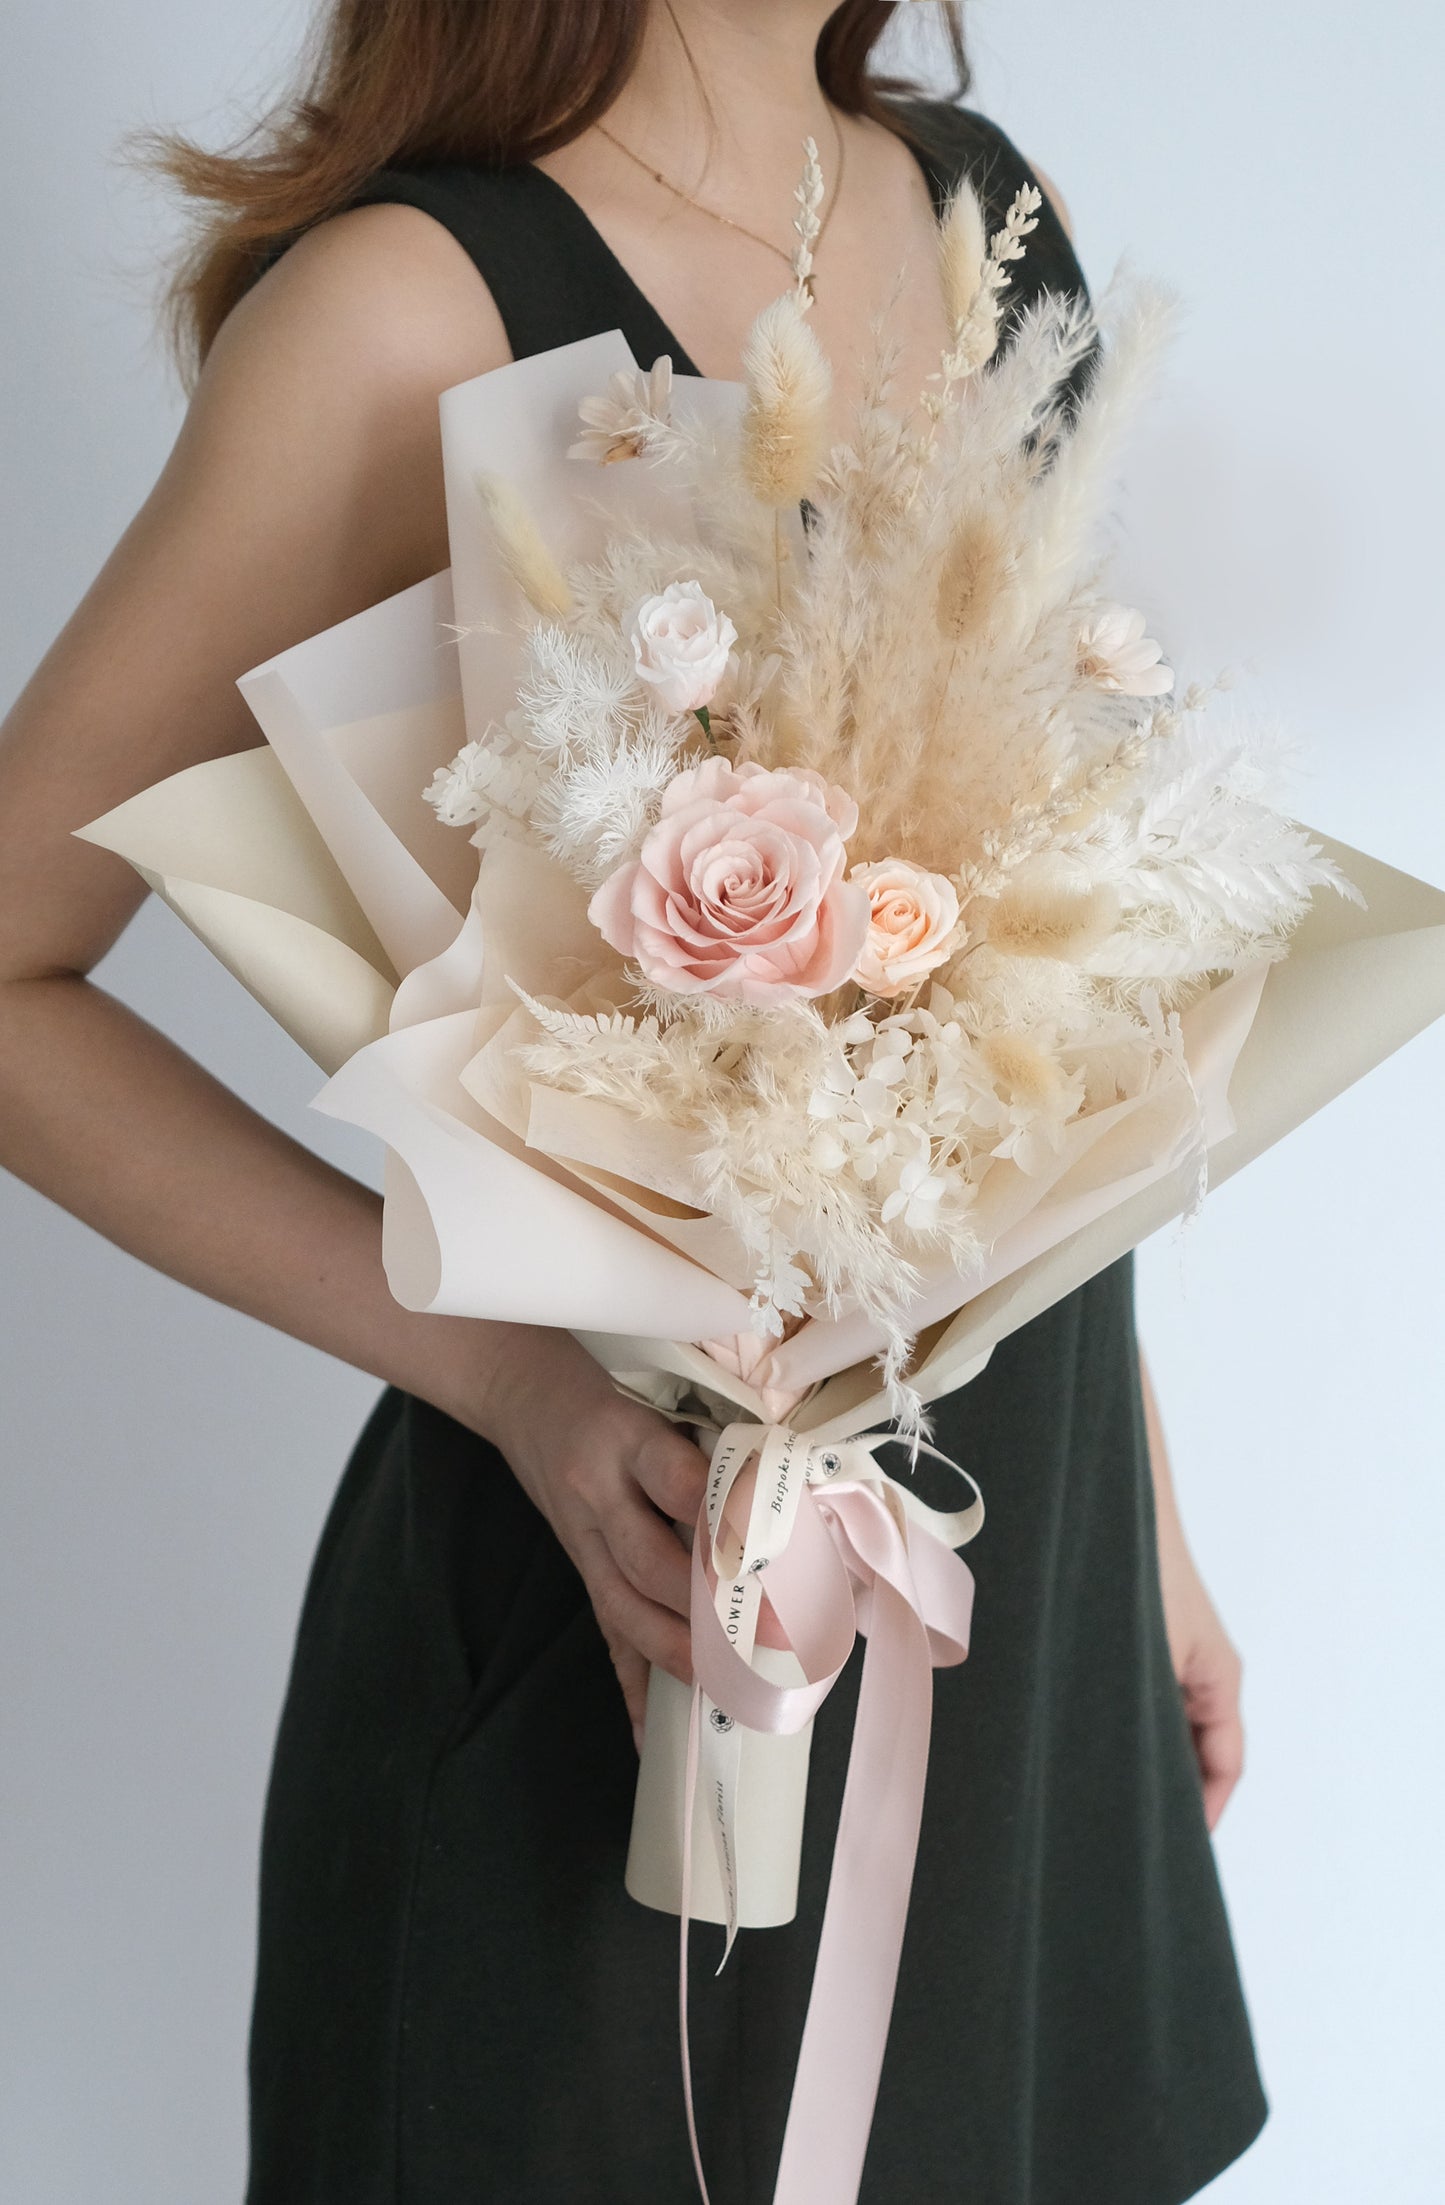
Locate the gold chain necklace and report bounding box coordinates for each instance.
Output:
[595,109,846,273]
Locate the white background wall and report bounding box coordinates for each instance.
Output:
[2,3,1441,2199]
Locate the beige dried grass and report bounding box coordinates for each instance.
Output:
[475,472,572,619]
[936,512,1015,645]
[980,1030,1064,1105]
[983,880,1121,960]
[739,294,832,507]
[937,180,988,338]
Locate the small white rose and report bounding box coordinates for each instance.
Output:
[627,580,738,716]
[850,858,962,997]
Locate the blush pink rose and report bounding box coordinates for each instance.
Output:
[587,758,868,1005]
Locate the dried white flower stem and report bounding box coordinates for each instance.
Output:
[905,182,1043,506]
[792,136,826,310]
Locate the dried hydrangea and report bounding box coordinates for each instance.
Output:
[423,717,544,847]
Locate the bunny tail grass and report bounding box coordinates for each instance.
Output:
[740,294,833,507]
[475,472,573,618]
[937,180,988,338]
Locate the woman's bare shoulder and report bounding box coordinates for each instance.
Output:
[205,198,512,429]
[163,199,514,614]
[0,201,518,985]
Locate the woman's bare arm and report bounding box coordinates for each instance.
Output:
[0,204,514,1413]
[1141,1351,1245,1828]
[0,204,706,1736]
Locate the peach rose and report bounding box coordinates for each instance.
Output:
[588,758,868,1004]
[850,858,961,995]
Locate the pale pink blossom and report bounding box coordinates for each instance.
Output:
[588,757,867,1004]
[850,858,961,996]
[568,356,673,465]
[1076,603,1174,696]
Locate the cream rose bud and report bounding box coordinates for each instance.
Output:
[851,858,962,996]
[628,580,738,715]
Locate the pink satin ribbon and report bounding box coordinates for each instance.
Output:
[676,1423,983,2205]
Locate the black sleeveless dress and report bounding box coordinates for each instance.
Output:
[245,103,1269,2205]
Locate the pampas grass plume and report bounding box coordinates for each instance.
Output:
[476,472,572,618]
[936,514,1013,643]
[740,294,832,506]
[984,880,1121,959]
[938,181,987,336]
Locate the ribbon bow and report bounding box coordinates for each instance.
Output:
[678,1422,984,2205]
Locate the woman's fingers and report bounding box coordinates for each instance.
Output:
[493,1379,707,1759]
[1193,1707,1245,1831]
[585,1429,704,1757]
[629,1423,711,1525]
[583,1530,691,1755]
[604,1490,692,1617]
[580,1531,692,1686]
[1180,1646,1245,1830]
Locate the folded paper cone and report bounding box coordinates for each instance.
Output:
[75,745,397,1076]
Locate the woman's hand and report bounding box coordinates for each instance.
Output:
[474,1327,709,1752]
[1141,1352,1245,1830]
[1155,1511,1245,1830]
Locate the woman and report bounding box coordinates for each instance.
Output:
[0,2,1268,2198]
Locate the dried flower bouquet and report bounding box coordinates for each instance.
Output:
[77,136,1445,2205]
[419,142,1352,1421]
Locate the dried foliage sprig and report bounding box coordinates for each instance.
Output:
[567,356,674,465]
[791,134,826,309]
[928,180,1041,420]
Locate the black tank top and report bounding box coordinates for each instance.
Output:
[243,102,1269,2205]
[348,99,1089,375]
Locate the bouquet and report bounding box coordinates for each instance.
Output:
[416,156,1350,1416]
[81,145,1445,2205]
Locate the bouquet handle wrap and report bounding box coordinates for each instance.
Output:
[627,1650,815,1930]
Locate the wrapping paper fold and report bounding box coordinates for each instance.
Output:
[75,743,397,1077]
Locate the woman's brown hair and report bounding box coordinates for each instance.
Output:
[149,1,969,378]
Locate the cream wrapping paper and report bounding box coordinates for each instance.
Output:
[78,336,1445,1935]
[75,743,398,1077]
